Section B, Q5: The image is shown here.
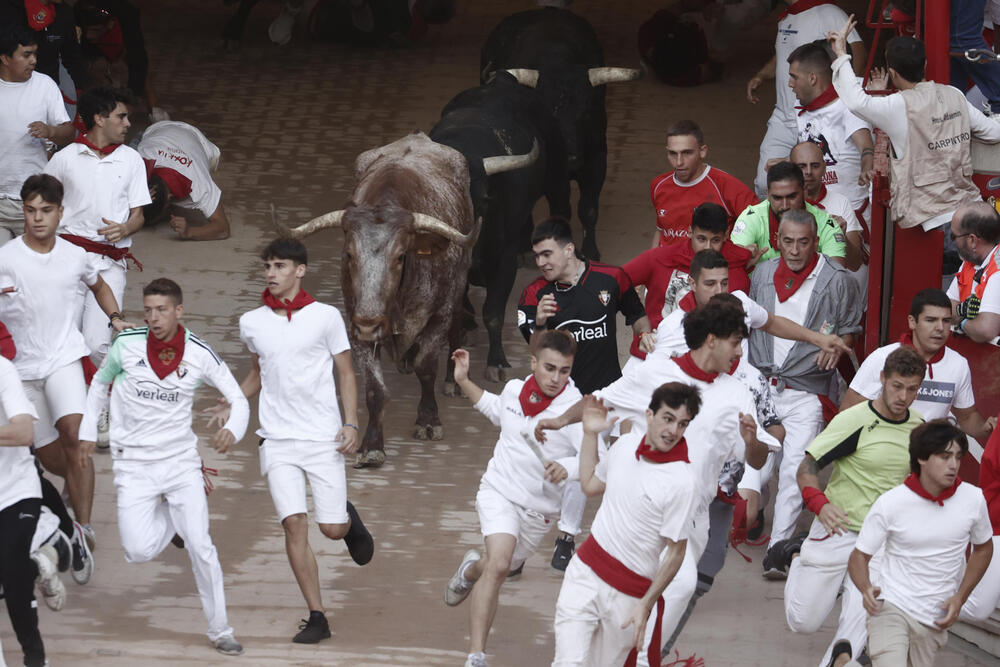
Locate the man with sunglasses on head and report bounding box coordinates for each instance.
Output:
[947,202,1000,343]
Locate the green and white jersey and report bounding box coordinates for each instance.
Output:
[730,200,847,263]
[806,400,924,532]
[80,327,249,461]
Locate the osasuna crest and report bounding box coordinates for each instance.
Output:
[177,363,189,379]
[785,278,794,289]
[597,289,610,306]
[528,391,542,404]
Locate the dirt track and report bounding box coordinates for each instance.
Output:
[0,1,995,665]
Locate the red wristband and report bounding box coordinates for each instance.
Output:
[802,486,830,515]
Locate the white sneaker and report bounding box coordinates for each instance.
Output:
[464,652,488,667]
[268,2,301,45]
[32,545,66,611]
[444,549,480,606]
[70,522,94,585]
[211,633,244,656]
[96,406,110,449]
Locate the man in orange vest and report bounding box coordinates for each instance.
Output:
[948,202,1000,343]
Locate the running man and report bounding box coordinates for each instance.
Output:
[444,330,589,667]
[0,174,133,583]
[79,278,249,656]
[551,388,698,667]
[223,237,374,644]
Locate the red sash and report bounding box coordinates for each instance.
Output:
[60,234,143,271]
[576,537,666,667]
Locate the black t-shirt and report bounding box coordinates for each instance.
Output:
[517,260,645,394]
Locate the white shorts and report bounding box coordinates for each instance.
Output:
[260,438,348,524]
[475,480,553,568]
[22,361,87,447]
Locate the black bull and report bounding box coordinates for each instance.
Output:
[480,7,641,261]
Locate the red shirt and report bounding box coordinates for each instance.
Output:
[649,166,757,247]
[623,240,752,358]
[981,424,1000,535]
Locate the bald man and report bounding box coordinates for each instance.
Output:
[948,202,1000,342]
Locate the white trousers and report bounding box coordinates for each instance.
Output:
[558,481,586,536]
[636,512,709,667]
[767,388,824,549]
[552,557,639,667]
[754,110,798,197]
[961,534,1000,621]
[113,452,233,641]
[785,519,868,667]
[78,256,126,366]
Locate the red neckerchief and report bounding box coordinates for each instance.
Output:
[518,375,565,417]
[97,18,125,62]
[768,207,781,250]
[24,0,55,30]
[635,435,689,463]
[806,184,828,207]
[678,291,697,312]
[774,253,820,303]
[795,85,839,115]
[0,320,15,361]
[262,288,316,321]
[778,0,834,19]
[74,134,120,157]
[151,166,193,200]
[673,352,718,383]
[726,357,740,375]
[899,332,945,379]
[147,325,185,380]
[904,473,962,506]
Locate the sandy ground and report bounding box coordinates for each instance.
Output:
[1,1,996,665]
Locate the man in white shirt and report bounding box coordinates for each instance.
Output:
[947,202,1000,342]
[0,25,73,239]
[79,278,249,656]
[847,420,993,666]
[444,330,587,667]
[747,0,864,197]
[226,238,372,645]
[0,352,45,667]
[842,288,995,443]
[551,388,698,667]
[138,120,231,241]
[0,174,132,583]
[43,86,150,367]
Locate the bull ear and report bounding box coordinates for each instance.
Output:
[412,232,450,257]
[587,67,642,87]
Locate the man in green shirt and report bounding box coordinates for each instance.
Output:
[775,346,925,667]
[731,161,847,267]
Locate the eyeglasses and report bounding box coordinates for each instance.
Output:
[952,231,975,241]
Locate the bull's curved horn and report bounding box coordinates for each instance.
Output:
[272,206,346,239]
[413,213,480,247]
[587,67,642,87]
[482,139,540,176]
[505,68,540,88]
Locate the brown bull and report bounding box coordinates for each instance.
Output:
[275,132,478,467]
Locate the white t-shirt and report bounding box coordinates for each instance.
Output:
[138,121,222,217]
[80,327,249,461]
[774,5,861,123]
[474,376,587,517]
[240,302,351,442]
[797,98,872,209]
[651,290,769,360]
[817,188,861,234]
[772,254,825,367]
[0,237,97,380]
[44,143,151,248]
[0,358,39,512]
[589,431,697,578]
[947,245,1000,316]
[0,72,70,199]
[850,342,975,420]
[856,481,993,626]
[596,355,781,518]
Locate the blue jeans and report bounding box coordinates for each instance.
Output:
[951,0,1000,113]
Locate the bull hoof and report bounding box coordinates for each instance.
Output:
[485,365,507,383]
[353,450,387,469]
[396,357,414,375]
[443,380,460,397]
[414,424,444,440]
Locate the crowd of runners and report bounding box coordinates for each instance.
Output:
[3,1,1000,667]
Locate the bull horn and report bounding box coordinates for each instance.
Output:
[482,139,540,176]
[271,204,345,239]
[587,67,642,87]
[505,68,540,88]
[413,213,481,247]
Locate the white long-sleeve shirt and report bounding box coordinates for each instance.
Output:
[80,327,249,461]
[475,376,590,518]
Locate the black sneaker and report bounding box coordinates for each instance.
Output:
[762,532,808,580]
[828,639,852,667]
[746,509,765,541]
[344,501,374,565]
[171,534,185,549]
[293,611,331,644]
[507,562,524,578]
[551,534,575,571]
